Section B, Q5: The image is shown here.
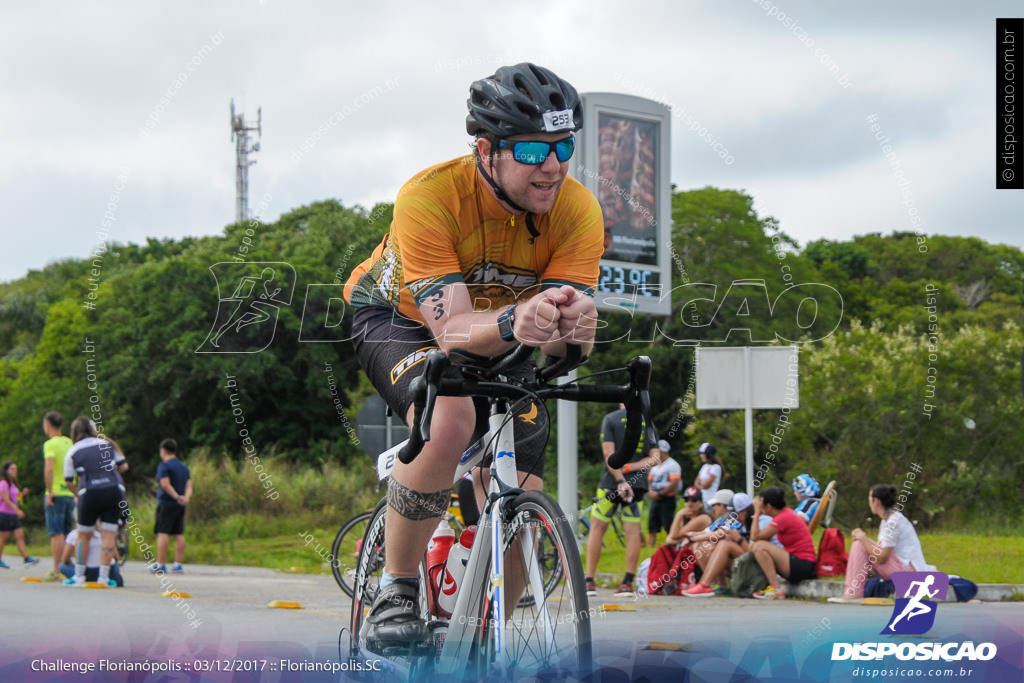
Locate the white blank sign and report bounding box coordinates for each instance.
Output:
[696,346,799,410]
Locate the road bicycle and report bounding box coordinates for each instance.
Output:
[331,497,466,598]
[576,494,627,548]
[348,344,652,678]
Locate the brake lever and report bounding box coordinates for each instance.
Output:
[418,349,448,443]
[398,349,448,464]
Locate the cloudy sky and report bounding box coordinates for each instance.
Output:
[2,1,1021,284]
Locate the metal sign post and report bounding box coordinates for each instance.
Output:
[559,92,673,519]
[696,346,800,495]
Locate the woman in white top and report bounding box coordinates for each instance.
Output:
[829,483,935,603]
[694,442,724,511]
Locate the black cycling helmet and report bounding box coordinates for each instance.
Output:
[466,62,583,138]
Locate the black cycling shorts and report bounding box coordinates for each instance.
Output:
[351,306,548,480]
[78,486,125,530]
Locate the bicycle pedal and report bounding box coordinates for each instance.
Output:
[365,639,434,658]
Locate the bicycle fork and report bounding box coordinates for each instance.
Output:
[436,407,555,675]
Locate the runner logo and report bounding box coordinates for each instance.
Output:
[882,571,948,635]
[832,571,998,663]
[196,262,295,353]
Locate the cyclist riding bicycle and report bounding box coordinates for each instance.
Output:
[343,62,603,646]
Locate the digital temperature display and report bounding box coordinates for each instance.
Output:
[574,93,671,315]
[597,265,660,297]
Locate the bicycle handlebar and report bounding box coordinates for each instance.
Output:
[397,345,653,467]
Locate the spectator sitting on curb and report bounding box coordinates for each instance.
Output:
[678,488,737,572]
[682,492,754,597]
[645,440,681,546]
[828,483,936,604]
[59,528,124,587]
[749,486,817,600]
[664,486,712,546]
[792,473,821,524]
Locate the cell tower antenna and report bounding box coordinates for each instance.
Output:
[230,98,262,223]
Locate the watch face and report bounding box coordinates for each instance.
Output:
[498,305,516,340]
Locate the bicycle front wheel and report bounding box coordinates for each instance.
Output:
[349,499,388,655]
[332,510,374,598]
[474,490,592,677]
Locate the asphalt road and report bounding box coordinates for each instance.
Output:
[2,561,1021,682]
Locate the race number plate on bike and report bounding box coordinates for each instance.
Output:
[376,438,485,481]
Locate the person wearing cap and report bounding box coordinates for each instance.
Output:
[679,489,737,552]
[679,488,738,569]
[343,63,603,644]
[664,486,713,545]
[645,440,682,546]
[791,473,821,524]
[694,442,725,511]
[749,486,817,600]
[682,492,755,597]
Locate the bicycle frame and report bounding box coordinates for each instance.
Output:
[374,400,555,676]
[436,402,554,676]
[358,347,652,675]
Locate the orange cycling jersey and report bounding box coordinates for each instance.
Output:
[345,154,604,324]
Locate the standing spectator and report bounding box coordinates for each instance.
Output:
[42,411,76,581]
[749,486,817,600]
[63,418,128,586]
[585,404,663,597]
[0,462,40,568]
[791,473,821,524]
[152,439,191,574]
[828,483,936,604]
[694,442,725,511]
[645,440,681,546]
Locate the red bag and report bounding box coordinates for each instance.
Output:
[646,544,697,595]
[816,527,848,577]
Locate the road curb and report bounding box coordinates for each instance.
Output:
[596,573,1024,601]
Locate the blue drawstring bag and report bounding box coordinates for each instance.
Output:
[864,576,978,601]
[948,576,978,602]
[863,577,895,598]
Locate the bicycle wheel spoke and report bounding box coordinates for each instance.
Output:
[476,491,592,677]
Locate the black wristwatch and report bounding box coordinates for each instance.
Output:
[497,304,517,342]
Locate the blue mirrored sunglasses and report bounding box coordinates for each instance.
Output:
[497,136,575,165]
